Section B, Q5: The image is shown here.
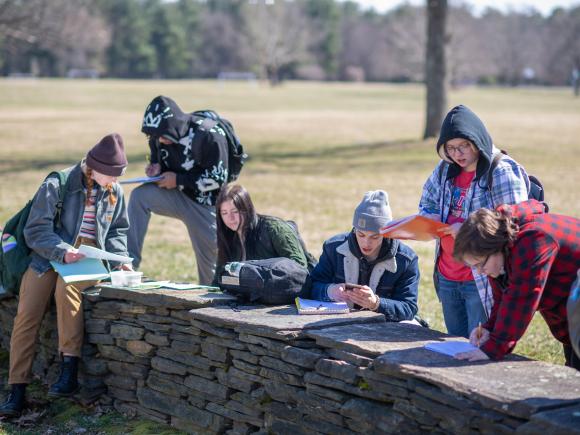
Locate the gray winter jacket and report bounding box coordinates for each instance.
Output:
[24,162,130,274]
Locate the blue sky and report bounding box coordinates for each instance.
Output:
[352,0,580,15]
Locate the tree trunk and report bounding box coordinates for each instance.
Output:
[423,0,448,139]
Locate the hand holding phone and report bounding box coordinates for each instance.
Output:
[344,283,366,292]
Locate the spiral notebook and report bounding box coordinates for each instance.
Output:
[295,297,350,315]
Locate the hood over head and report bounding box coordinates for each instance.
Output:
[437,105,493,180]
[141,95,189,142]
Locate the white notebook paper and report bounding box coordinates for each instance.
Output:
[295,297,349,315]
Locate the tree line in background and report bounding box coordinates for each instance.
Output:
[0,0,579,86]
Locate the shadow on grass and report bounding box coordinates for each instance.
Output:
[0,151,147,176]
[0,139,425,176]
[251,138,422,161]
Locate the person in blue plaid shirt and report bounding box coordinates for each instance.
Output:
[418,105,530,339]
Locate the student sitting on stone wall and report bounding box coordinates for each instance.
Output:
[212,183,309,286]
[0,134,132,417]
[310,190,419,322]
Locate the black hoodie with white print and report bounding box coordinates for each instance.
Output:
[141,95,229,206]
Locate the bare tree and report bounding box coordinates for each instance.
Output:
[447,5,488,86]
[0,0,109,75]
[242,0,310,85]
[480,9,545,86]
[544,6,580,87]
[0,0,48,43]
[195,10,251,77]
[424,0,448,139]
[386,5,425,82]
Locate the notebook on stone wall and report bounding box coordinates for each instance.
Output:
[295,297,350,315]
[424,341,478,357]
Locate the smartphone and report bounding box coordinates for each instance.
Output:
[344,283,365,292]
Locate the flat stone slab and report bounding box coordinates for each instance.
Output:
[375,348,580,420]
[518,403,580,434]
[97,286,236,310]
[309,323,580,419]
[307,321,449,358]
[190,305,385,340]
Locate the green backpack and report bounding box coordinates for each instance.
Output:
[0,171,68,297]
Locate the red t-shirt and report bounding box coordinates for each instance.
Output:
[438,169,475,281]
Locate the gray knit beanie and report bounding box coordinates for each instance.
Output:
[86,133,128,177]
[352,190,393,233]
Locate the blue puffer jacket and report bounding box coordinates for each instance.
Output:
[24,162,130,274]
[310,232,419,321]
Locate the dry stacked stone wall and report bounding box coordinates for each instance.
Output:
[1,286,580,434]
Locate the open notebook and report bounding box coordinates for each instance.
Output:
[424,341,479,357]
[295,297,350,315]
[380,214,449,241]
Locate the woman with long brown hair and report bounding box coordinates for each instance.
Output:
[452,200,580,370]
[213,183,309,286]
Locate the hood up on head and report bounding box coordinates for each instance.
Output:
[141,95,190,142]
[436,105,493,180]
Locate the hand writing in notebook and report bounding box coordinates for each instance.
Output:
[468,324,490,347]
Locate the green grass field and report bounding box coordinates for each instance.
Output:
[1,79,578,372]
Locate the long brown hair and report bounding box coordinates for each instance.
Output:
[453,208,519,263]
[84,166,117,207]
[216,183,258,265]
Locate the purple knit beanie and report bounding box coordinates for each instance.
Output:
[86,133,128,177]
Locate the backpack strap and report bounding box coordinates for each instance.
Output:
[437,162,446,184]
[486,152,504,193]
[49,170,69,230]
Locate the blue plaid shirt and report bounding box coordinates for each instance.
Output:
[418,148,530,314]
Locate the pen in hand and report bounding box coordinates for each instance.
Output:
[476,322,482,347]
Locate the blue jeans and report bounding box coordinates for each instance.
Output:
[436,271,488,338]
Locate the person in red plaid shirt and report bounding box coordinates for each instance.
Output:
[451,199,580,370]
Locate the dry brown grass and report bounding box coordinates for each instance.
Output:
[1,79,578,364]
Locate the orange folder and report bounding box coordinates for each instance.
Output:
[380,215,449,241]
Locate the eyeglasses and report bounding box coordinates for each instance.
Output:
[445,143,472,155]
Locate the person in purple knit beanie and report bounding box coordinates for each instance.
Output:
[0,133,131,418]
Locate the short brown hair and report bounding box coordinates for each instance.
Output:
[453,208,519,263]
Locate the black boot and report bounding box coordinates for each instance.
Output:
[48,356,80,398]
[0,383,26,417]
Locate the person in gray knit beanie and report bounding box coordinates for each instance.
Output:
[352,190,393,233]
[309,190,420,324]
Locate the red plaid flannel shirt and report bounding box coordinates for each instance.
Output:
[482,200,580,359]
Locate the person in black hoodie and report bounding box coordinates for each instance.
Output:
[418,105,530,338]
[310,190,419,322]
[128,96,230,284]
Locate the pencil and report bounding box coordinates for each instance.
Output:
[476,322,482,347]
